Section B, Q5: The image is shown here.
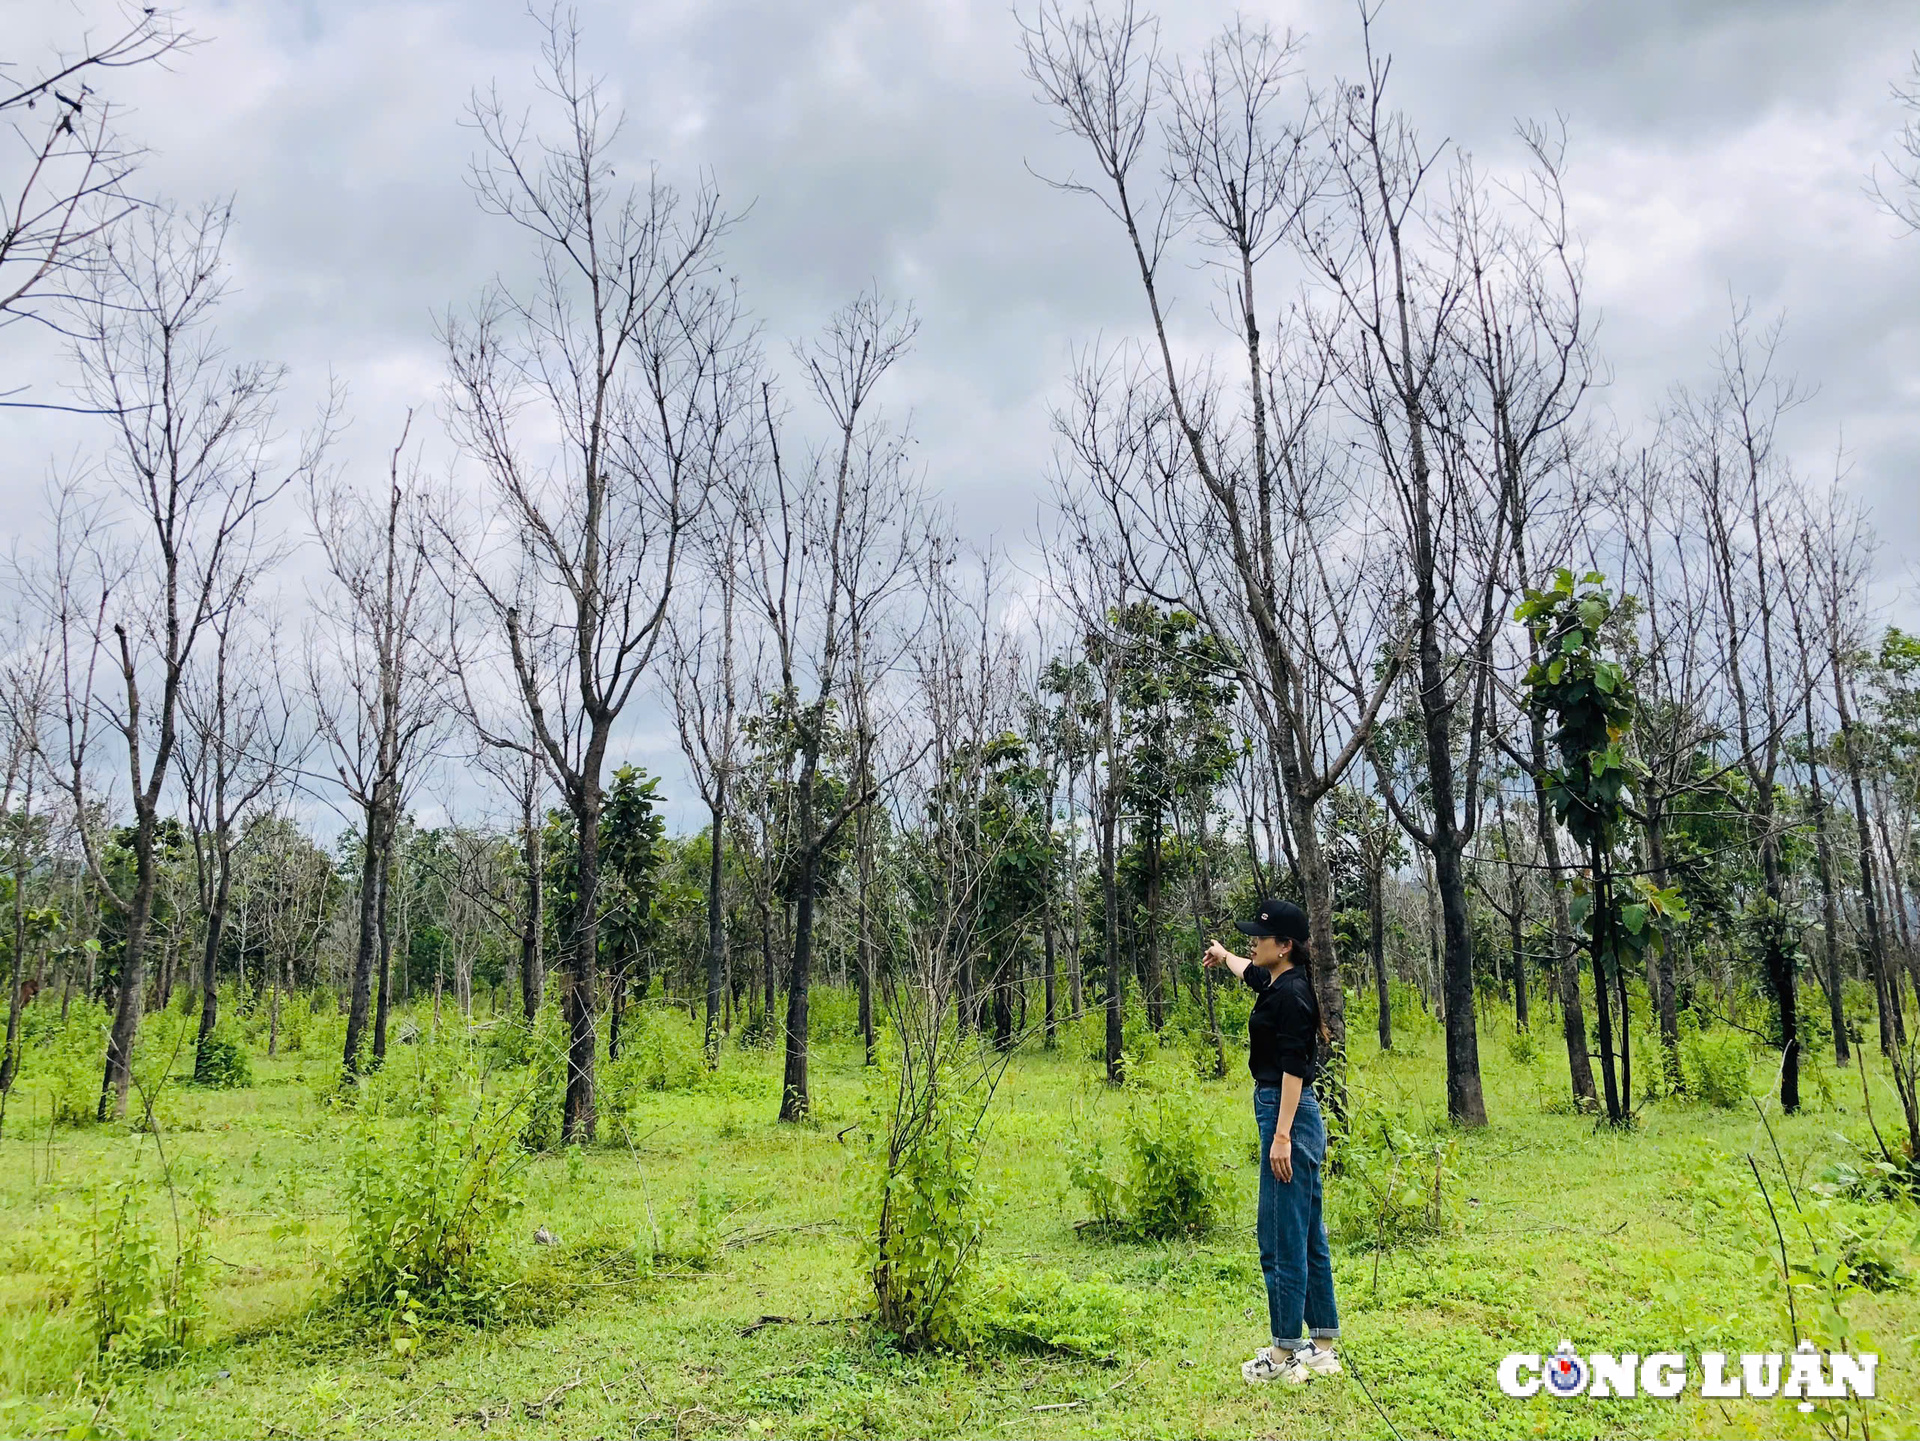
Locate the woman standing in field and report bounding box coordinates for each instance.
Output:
[1203,898,1342,1385]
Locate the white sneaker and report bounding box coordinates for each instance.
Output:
[1242,1347,1312,1385]
[1299,1342,1342,1376]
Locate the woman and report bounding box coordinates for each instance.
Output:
[1203,897,1341,1386]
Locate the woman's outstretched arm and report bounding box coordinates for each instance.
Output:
[1202,939,1253,982]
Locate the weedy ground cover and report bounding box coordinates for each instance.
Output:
[0,993,1915,1439]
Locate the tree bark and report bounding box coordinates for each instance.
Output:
[1143,824,1166,1030]
[373,844,393,1065]
[1645,813,1681,1087]
[1101,778,1123,1085]
[707,804,728,1064]
[343,801,384,1073]
[1528,723,1597,1106]
[1803,712,1849,1064]
[563,794,601,1142]
[520,800,544,1024]
[1759,830,1800,1113]
[779,849,819,1121]
[192,849,235,1084]
[99,819,157,1120]
[1370,860,1390,1052]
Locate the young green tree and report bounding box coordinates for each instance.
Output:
[1519,570,1688,1126]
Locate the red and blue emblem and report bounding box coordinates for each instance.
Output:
[1545,1342,1586,1397]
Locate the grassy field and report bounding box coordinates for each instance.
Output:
[1,992,1916,1440]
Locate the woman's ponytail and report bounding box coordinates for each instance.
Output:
[1292,934,1333,1046]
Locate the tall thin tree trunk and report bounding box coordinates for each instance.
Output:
[562,797,601,1142]
[520,806,544,1024]
[99,818,157,1120]
[1143,825,1165,1030]
[1803,713,1849,1064]
[1759,829,1800,1113]
[1835,665,1898,1050]
[1068,769,1084,1021]
[855,795,876,1065]
[372,849,392,1065]
[779,852,820,1121]
[0,777,30,1098]
[1588,850,1622,1124]
[1102,794,1123,1085]
[707,806,728,1064]
[1371,859,1390,1052]
[193,851,235,1084]
[343,800,384,1074]
[1508,906,1528,1032]
[1645,814,1681,1087]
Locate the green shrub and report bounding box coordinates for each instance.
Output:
[511,1003,571,1153]
[191,1023,252,1089]
[617,1007,705,1094]
[1505,1026,1539,1065]
[1070,998,1154,1068]
[1125,1093,1225,1236]
[80,1160,217,1366]
[1679,1022,1750,1108]
[1814,1140,1920,1203]
[966,1264,1146,1356]
[340,1076,526,1310]
[806,986,860,1044]
[1330,1122,1460,1250]
[734,1003,779,1050]
[866,1095,989,1352]
[276,992,313,1053]
[1064,1130,1127,1229]
[23,1002,109,1126]
[1066,1051,1227,1238]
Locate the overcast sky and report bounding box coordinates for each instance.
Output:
[7,0,1919,832]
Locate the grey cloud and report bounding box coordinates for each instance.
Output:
[6,0,1918,831]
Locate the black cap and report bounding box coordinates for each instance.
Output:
[1234,898,1309,943]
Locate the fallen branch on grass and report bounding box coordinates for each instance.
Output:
[736,1312,862,1337]
[522,1372,583,1419]
[1027,1358,1147,1412]
[721,1220,842,1250]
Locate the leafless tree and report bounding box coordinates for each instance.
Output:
[665,499,752,1062]
[1046,435,1140,1084]
[441,10,752,1140]
[41,201,313,1119]
[0,625,56,1110]
[466,735,548,1024]
[308,414,444,1075]
[178,578,295,1083]
[1,5,188,408]
[1303,31,1596,1125]
[1600,444,1720,1092]
[1021,6,1403,1091]
[1671,306,1815,1112]
[1807,491,1903,1052]
[1872,53,1920,234]
[738,290,927,1121]
[1784,516,1847,1067]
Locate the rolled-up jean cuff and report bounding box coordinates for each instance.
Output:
[1272,1337,1311,1353]
[1311,1328,1339,1340]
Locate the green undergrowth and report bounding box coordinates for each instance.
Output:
[0,991,1916,1439]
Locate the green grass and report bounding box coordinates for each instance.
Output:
[0,995,1915,1439]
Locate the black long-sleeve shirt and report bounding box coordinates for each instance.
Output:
[1244,962,1318,1086]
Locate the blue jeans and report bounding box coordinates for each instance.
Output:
[1254,1083,1338,1352]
